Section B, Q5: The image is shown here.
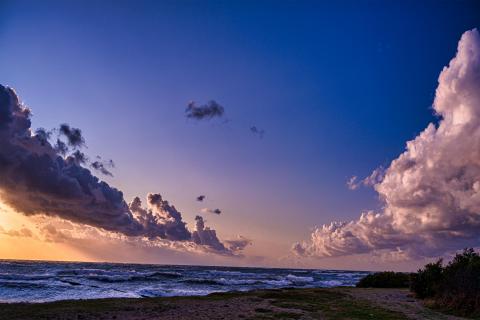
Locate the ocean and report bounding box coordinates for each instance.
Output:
[0,260,370,303]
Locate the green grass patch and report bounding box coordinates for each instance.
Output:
[258,288,406,320]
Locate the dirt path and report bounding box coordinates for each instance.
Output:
[341,288,467,320]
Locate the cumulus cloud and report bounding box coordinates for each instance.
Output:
[191,215,230,253]
[0,86,145,236]
[201,208,222,215]
[294,29,480,260]
[185,100,225,120]
[34,128,52,146]
[128,194,191,241]
[0,85,247,256]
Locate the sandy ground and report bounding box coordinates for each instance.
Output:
[340,288,467,320]
[0,288,470,320]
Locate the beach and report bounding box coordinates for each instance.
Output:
[0,287,467,320]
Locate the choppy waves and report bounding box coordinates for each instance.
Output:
[0,260,370,302]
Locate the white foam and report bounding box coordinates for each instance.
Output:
[286,274,314,283]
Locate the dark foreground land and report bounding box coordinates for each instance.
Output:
[0,288,469,320]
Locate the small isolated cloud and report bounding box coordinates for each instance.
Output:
[201,208,222,215]
[250,126,265,139]
[347,167,386,190]
[59,123,85,148]
[196,195,206,202]
[346,176,359,190]
[294,29,480,260]
[185,100,225,120]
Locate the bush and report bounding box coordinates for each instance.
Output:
[410,248,480,317]
[356,271,410,288]
[410,259,443,299]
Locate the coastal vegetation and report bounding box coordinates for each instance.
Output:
[356,271,410,288]
[411,248,480,318]
[355,248,480,318]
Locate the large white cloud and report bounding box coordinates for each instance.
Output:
[294,28,480,259]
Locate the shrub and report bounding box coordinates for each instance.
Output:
[356,271,410,288]
[438,248,480,316]
[410,248,480,317]
[410,259,443,299]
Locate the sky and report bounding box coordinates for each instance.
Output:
[0,0,479,271]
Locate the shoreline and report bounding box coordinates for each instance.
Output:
[0,287,467,320]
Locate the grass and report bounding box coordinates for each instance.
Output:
[254,288,406,320]
[0,288,409,320]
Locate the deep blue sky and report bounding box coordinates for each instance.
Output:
[1,0,479,265]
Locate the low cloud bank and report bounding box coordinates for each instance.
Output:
[294,29,480,260]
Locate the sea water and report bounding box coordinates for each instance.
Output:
[0,260,370,302]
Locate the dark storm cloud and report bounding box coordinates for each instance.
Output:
[185,100,225,120]
[0,85,179,238]
[34,128,52,146]
[54,139,68,155]
[0,86,15,129]
[69,150,88,165]
[0,84,247,255]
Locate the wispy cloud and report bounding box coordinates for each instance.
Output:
[250,126,265,139]
[346,167,386,190]
[201,208,222,215]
